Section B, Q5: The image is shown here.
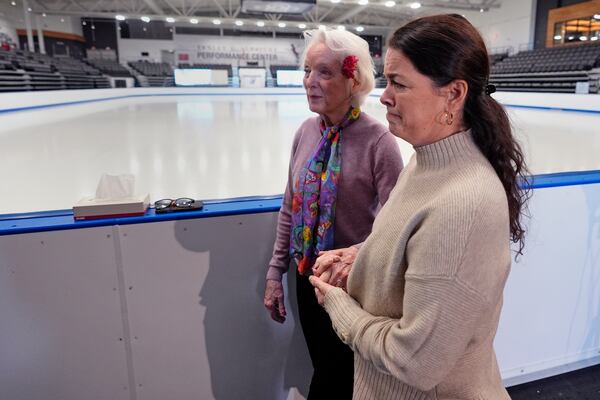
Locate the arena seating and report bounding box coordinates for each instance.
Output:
[86,59,133,78]
[489,52,509,66]
[129,60,173,77]
[128,60,174,87]
[3,43,599,93]
[374,65,385,88]
[490,43,600,93]
[0,49,110,92]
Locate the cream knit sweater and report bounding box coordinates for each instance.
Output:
[323,130,512,400]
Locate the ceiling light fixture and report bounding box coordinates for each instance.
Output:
[115,15,126,21]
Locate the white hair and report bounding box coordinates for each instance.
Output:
[300,29,375,108]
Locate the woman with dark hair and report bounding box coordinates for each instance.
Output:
[310,14,529,399]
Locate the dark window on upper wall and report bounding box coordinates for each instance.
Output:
[82,18,118,51]
[119,21,130,39]
[175,27,222,35]
[360,35,383,58]
[118,20,173,40]
[274,32,303,39]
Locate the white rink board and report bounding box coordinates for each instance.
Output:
[1,182,599,398]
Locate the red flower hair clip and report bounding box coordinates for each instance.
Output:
[341,55,358,80]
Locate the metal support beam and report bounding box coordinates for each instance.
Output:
[186,0,206,16]
[211,0,229,17]
[36,14,46,54]
[316,6,335,23]
[22,0,35,52]
[162,0,184,15]
[143,0,165,16]
[334,5,366,23]
[89,0,105,12]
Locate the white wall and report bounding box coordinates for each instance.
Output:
[0,1,83,54]
[0,15,17,45]
[463,0,536,54]
[0,2,82,37]
[175,34,304,67]
[0,2,25,44]
[34,15,83,36]
[117,34,304,66]
[117,38,175,63]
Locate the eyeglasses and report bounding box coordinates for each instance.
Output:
[154,197,195,211]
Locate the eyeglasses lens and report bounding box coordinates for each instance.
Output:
[175,198,194,208]
[155,199,173,210]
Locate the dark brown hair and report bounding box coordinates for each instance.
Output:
[388,14,530,255]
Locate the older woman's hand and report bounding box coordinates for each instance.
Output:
[264,279,286,323]
[312,246,359,290]
[309,275,337,305]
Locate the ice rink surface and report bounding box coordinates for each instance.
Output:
[1,93,599,215]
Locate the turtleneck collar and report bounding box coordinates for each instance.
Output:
[414,129,479,170]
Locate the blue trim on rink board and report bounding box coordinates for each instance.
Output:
[1,92,600,114]
[368,94,600,114]
[501,104,600,114]
[0,196,283,236]
[1,171,600,236]
[0,92,304,114]
[525,170,600,189]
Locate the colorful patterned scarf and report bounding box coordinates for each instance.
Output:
[290,107,361,275]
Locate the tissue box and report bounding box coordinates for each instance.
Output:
[73,194,150,220]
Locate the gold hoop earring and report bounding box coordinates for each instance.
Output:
[444,111,454,126]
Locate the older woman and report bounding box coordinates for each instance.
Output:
[263,30,403,398]
[310,14,530,400]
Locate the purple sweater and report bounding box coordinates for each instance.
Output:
[267,112,403,281]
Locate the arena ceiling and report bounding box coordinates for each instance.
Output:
[21,0,502,33]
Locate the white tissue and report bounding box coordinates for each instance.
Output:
[94,173,135,200]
